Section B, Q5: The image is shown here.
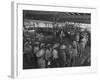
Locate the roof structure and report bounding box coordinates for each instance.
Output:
[23,10,91,24]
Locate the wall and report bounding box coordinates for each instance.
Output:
[0,0,99,80]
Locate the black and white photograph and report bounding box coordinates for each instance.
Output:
[23,10,91,69]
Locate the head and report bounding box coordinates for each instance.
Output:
[68,44,72,49]
[73,41,77,48]
[34,46,39,53]
[60,44,66,51]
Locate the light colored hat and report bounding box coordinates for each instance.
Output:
[53,43,59,48]
[60,45,66,49]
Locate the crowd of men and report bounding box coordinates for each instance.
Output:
[23,24,91,69]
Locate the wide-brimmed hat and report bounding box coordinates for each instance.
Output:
[53,43,60,49]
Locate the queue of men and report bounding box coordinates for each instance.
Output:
[23,26,91,69]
